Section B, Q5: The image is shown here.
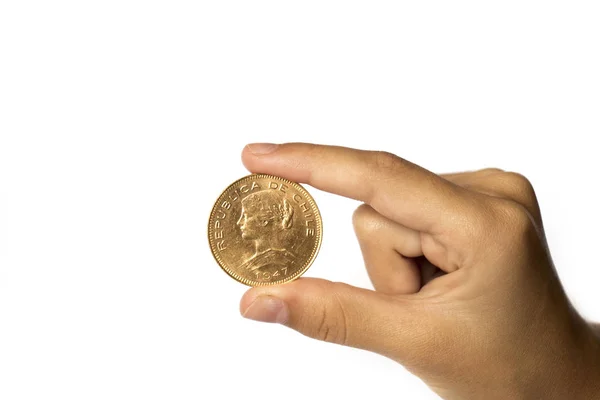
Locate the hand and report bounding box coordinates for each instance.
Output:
[238,143,600,400]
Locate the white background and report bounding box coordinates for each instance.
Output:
[1,1,599,399]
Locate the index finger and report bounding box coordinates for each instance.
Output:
[241,143,469,233]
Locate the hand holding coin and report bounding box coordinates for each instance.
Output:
[232,142,600,400]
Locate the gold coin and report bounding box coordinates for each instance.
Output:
[208,174,323,286]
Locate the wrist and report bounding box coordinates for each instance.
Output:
[480,313,600,400]
[560,320,600,399]
[516,315,600,400]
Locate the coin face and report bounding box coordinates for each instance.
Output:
[208,174,323,286]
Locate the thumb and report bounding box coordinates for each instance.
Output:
[239,278,419,359]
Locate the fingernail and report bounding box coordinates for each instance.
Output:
[242,295,289,324]
[246,143,278,155]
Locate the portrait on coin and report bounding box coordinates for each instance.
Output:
[236,190,297,271]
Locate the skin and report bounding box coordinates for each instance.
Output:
[238,142,600,400]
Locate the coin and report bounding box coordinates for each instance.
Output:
[208,174,323,286]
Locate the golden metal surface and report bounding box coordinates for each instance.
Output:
[208,174,323,286]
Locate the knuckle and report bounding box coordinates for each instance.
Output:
[449,195,540,256]
[371,150,403,173]
[351,204,380,234]
[479,167,504,174]
[351,203,371,224]
[501,173,541,220]
[454,197,540,261]
[504,172,536,197]
[493,199,538,239]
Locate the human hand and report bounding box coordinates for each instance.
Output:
[238,143,600,400]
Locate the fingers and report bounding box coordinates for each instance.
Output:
[353,204,422,294]
[240,278,421,360]
[242,143,470,234]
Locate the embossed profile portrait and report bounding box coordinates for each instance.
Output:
[236,191,297,271]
